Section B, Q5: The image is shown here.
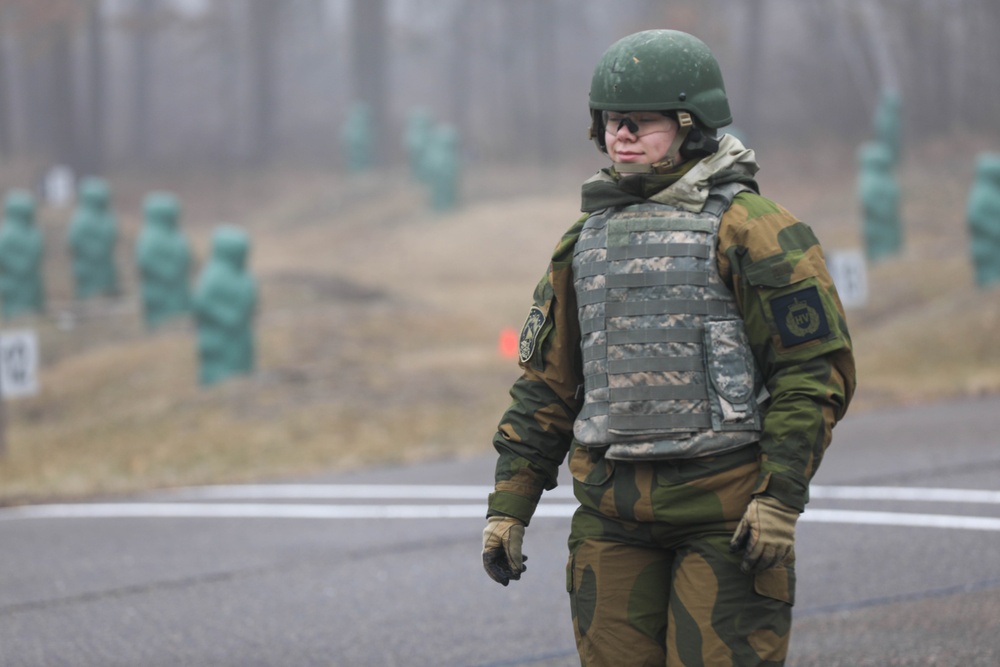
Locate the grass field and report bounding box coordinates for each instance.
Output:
[1,134,997,504]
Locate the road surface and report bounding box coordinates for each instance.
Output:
[1,395,999,666]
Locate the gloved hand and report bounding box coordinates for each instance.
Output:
[729,494,799,574]
[482,516,527,586]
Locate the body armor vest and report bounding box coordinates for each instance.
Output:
[572,182,765,460]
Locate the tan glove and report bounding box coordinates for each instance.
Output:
[729,495,799,574]
[482,516,527,586]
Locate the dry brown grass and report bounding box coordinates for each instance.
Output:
[1,136,998,504]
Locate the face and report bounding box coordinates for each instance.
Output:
[603,111,679,165]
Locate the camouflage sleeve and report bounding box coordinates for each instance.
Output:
[718,192,857,512]
[488,217,586,526]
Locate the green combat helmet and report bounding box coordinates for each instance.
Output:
[588,29,731,172]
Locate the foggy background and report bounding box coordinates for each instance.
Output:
[1,0,999,178]
[1,0,999,499]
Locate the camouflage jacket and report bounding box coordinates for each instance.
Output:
[489,136,857,523]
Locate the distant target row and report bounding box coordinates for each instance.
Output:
[0,180,254,387]
[344,103,460,212]
[858,90,1000,288]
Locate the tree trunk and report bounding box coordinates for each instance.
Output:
[350,0,387,165]
[130,0,156,163]
[533,0,557,164]
[449,0,472,147]
[49,17,79,172]
[0,8,11,159]
[739,0,765,138]
[247,0,279,166]
[83,0,105,176]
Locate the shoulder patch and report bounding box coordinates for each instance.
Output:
[771,286,830,347]
[518,306,547,363]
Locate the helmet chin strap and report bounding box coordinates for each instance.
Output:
[613,112,694,175]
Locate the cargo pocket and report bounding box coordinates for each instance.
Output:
[754,562,795,606]
[567,442,614,515]
[703,319,762,431]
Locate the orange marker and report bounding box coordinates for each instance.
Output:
[498,327,519,358]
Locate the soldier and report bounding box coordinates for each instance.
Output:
[481,30,856,667]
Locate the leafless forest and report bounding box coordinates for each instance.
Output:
[1,0,998,179]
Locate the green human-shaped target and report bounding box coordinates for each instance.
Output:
[135,192,192,328]
[193,226,256,385]
[0,190,45,319]
[68,177,120,299]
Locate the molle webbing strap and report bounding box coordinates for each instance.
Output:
[576,383,710,423]
[610,384,708,401]
[582,344,605,364]
[573,259,607,280]
[607,328,702,345]
[607,270,710,288]
[576,288,608,307]
[607,217,715,246]
[574,230,609,253]
[608,357,703,373]
[573,256,708,287]
[578,374,711,420]
[607,243,711,260]
[583,326,703,368]
[605,299,735,318]
[609,412,713,431]
[579,316,606,335]
[583,373,608,390]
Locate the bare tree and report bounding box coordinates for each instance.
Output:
[532,0,558,164]
[47,12,79,171]
[350,0,387,165]
[448,0,472,144]
[246,0,280,166]
[0,6,11,158]
[738,0,766,138]
[129,0,157,163]
[82,0,105,175]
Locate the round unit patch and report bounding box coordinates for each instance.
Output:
[518,306,547,363]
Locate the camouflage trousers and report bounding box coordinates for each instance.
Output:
[565,447,794,666]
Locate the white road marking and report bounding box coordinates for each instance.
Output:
[0,503,493,520]
[0,485,997,530]
[809,486,1000,504]
[146,484,567,501]
[147,484,1000,505]
[801,509,1000,531]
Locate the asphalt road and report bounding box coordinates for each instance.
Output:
[1,395,999,666]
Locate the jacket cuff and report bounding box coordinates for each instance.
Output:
[487,490,539,526]
[753,469,808,513]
